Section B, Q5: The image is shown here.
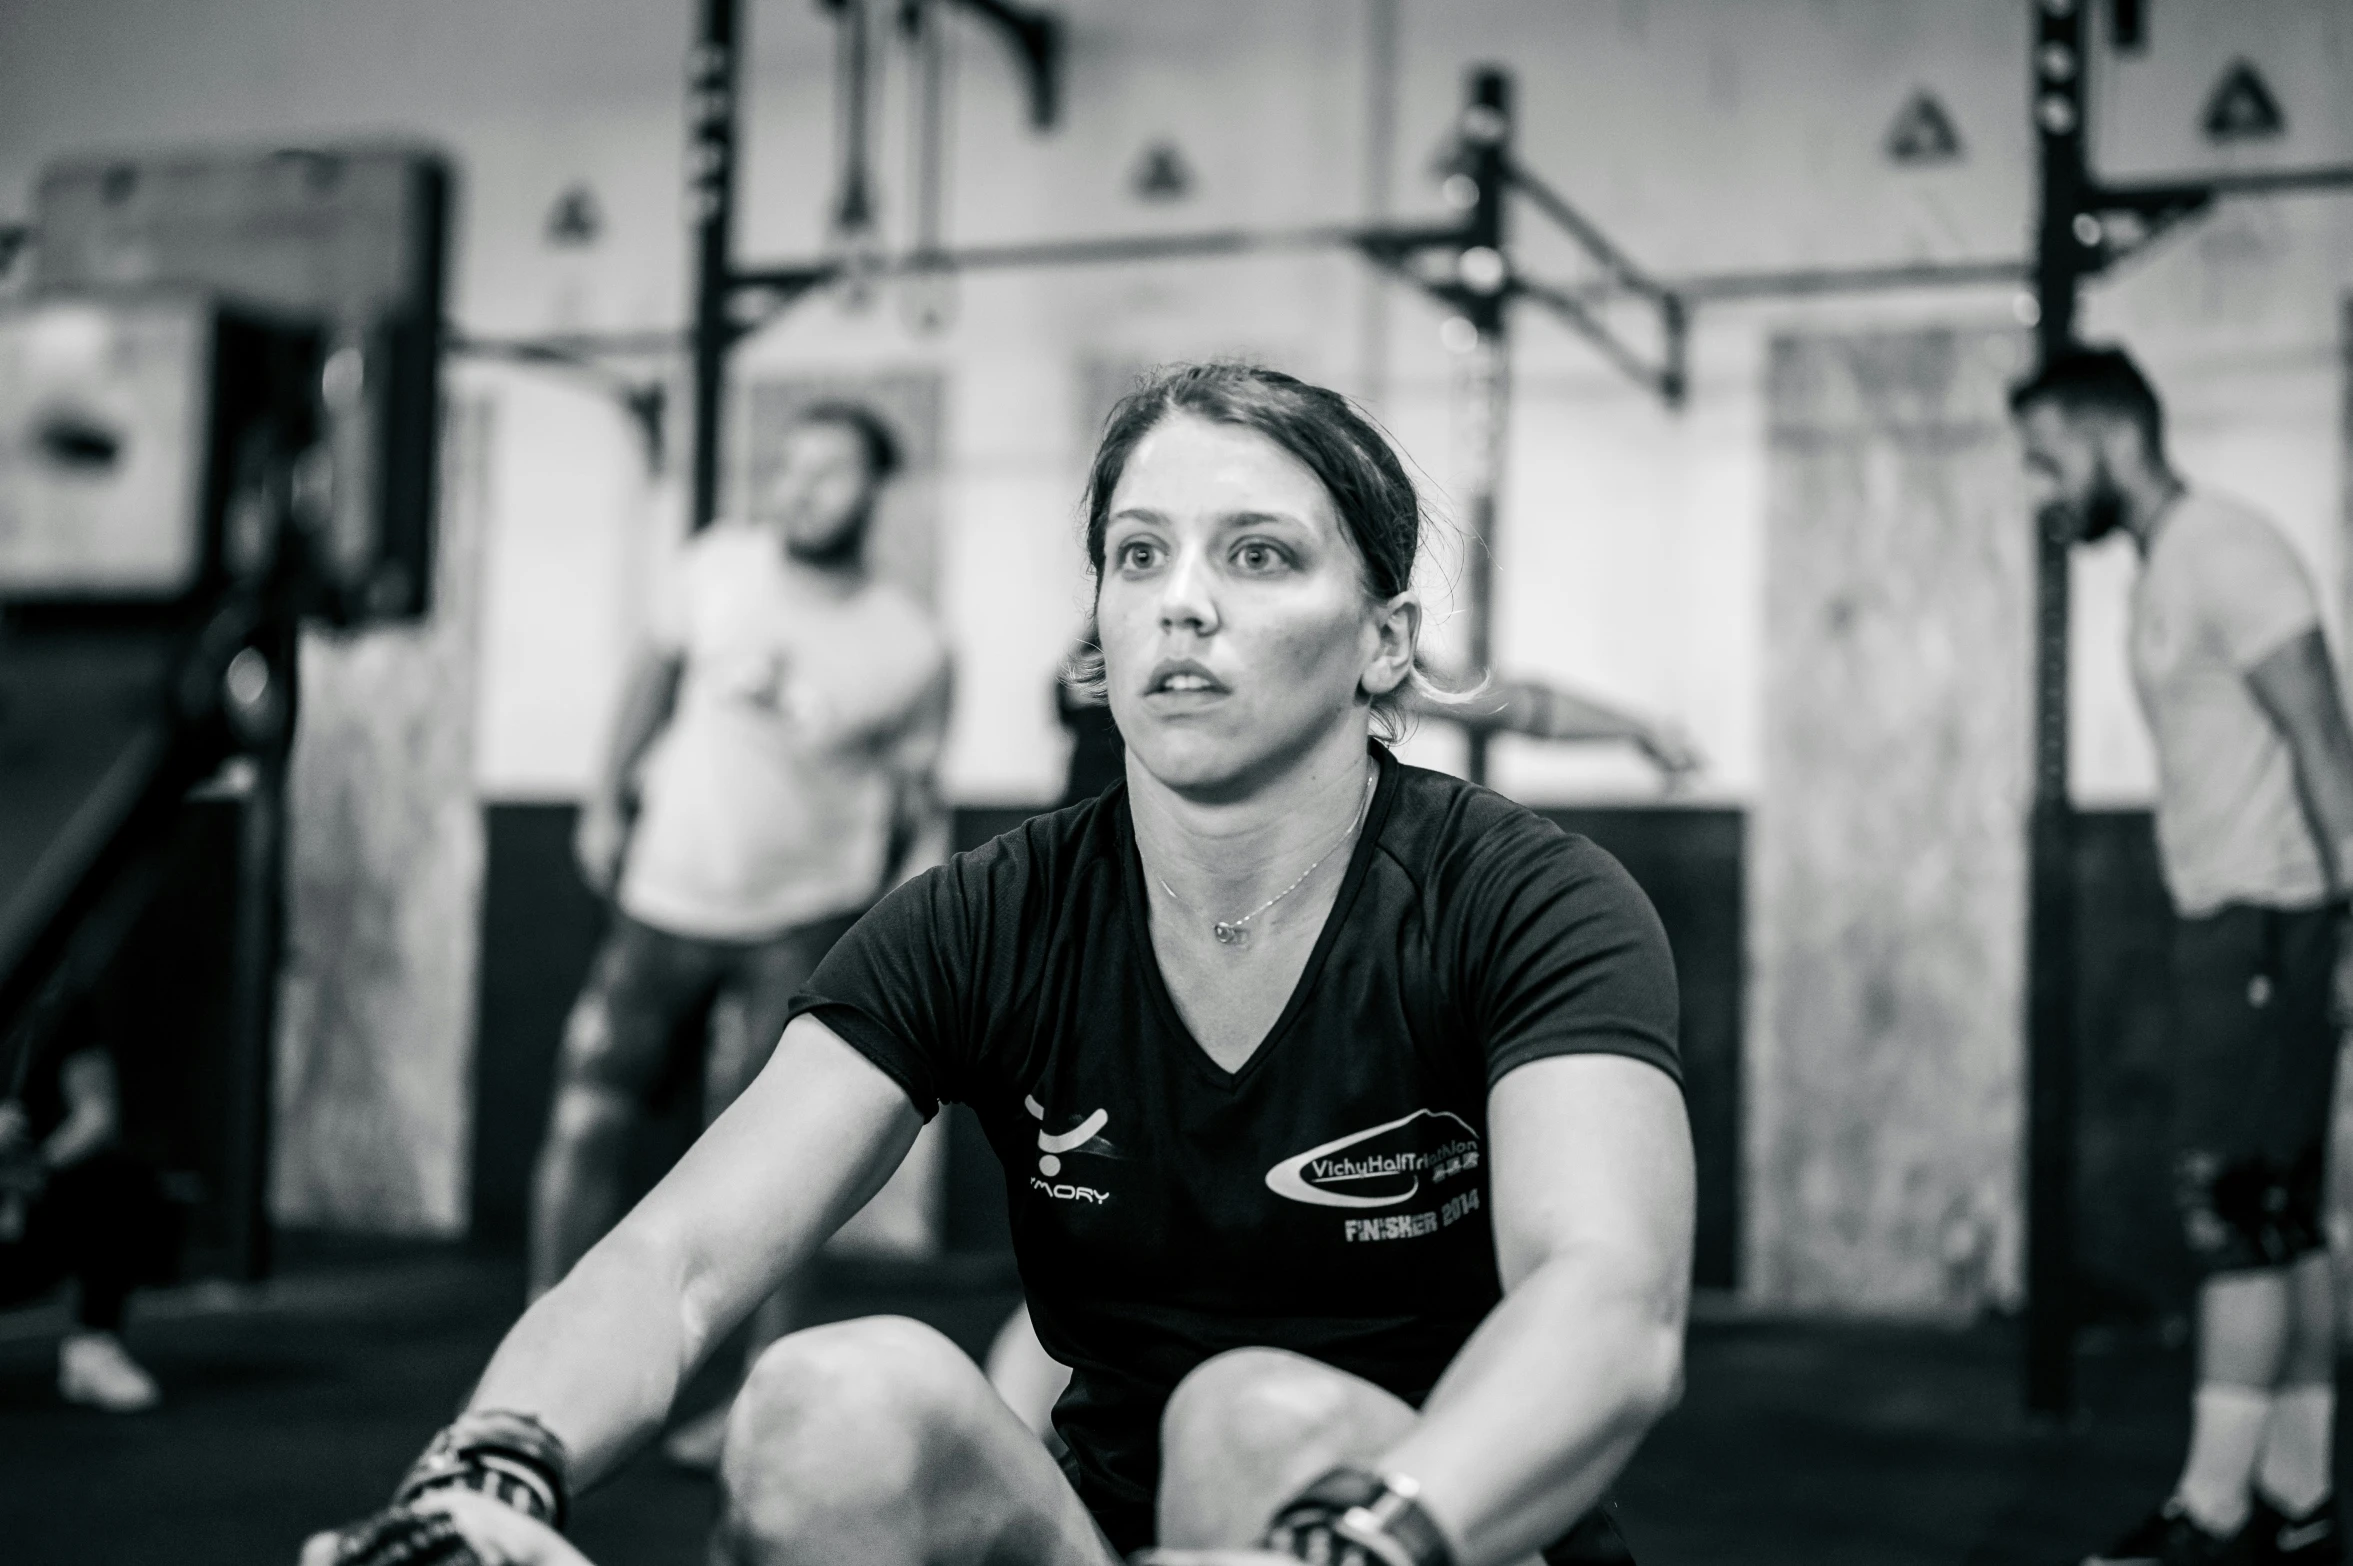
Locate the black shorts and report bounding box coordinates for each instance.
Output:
[2171,901,2342,1274]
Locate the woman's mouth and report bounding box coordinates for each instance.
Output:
[1145,660,1230,697]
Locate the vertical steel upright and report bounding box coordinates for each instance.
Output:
[688,0,743,534]
[2024,0,2090,1419]
[1458,68,1512,788]
[220,620,297,1282]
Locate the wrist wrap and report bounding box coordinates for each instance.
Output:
[393,1409,571,1530]
[1262,1466,1457,1566]
[328,1507,483,1566]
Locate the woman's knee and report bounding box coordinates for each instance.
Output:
[1164,1347,1364,1466]
[1160,1348,1411,1548]
[722,1316,981,1546]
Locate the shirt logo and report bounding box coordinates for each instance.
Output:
[1025,1094,1112,1204]
[1263,1108,1481,1210]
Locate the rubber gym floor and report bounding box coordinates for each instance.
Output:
[0,1238,2324,1566]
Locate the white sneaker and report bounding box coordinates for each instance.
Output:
[58,1331,161,1412]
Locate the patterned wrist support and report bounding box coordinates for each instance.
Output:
[1262,1466,1457,1566]
[393,1409,572,1531]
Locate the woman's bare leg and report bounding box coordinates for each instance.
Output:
[714,1314,1117,1566]
[1156,1347,1418,1549]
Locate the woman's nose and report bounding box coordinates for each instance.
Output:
[1157,547,1219,633]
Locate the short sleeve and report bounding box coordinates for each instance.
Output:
[1446,818,1682,1090]
[2197,511,2320,671]
[786,828,1031,1119]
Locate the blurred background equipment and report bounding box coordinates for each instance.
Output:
[0,143,451,1282]
[32,145,449,624]
[0,294,317,604]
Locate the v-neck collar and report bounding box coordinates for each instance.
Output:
[1117,744,1402,1093]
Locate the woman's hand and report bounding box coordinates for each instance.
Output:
[298,1491,594,1566]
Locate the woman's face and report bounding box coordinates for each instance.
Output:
[1097,413,1409,798]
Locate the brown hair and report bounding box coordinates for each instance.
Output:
[1073,361,1459,735]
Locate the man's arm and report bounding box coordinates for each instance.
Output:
[465,1016,921,1485]
[2248,627,2353,893]
[1408,677,1703,778]
[1375,1055,1693,1566]
[40,1048,118,1169]
[575,645,684,895]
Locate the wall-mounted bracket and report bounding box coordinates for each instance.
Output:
[940,0,1062,130]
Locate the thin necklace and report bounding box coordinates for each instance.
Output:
[1156,767,1377,949]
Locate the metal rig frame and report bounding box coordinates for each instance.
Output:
[672,0,2045,781]
[483,0,2353,1414]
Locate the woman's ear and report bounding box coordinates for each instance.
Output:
[1361,591,1421,698]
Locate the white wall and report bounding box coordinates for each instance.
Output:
[11,1,2345,808]
[9,0,2353,1286]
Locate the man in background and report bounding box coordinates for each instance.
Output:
[2014,348,2353,1566]
[531,400,950,1463]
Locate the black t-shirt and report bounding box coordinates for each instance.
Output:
[790,745,1680,1546]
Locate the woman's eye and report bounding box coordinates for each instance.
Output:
[1234,542,1286,572]
[1116,540,1159,571]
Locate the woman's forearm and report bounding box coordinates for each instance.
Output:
[463,1021,924,1493]
[1376,1247,1684,1566]
[466,1227,707,1488]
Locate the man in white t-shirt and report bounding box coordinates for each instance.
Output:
[2013,349,2353,1566]
[529,402,950,1421]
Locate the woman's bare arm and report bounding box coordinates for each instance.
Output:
[1376,1054,1693,1566]
[465,1015,922,1485]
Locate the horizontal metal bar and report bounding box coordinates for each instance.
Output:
[732,219,1466,293]
[457,250,2030,374]
[450,328,688,359]
[448,332,668,465]
[2103,164,2353,207]
[1669,256,2027,301]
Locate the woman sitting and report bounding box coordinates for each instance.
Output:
[307,361,1693,1566]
